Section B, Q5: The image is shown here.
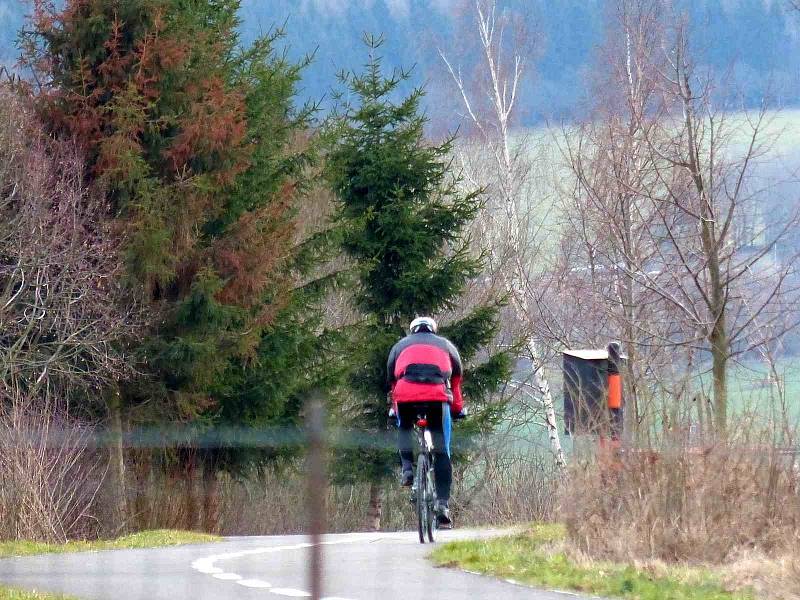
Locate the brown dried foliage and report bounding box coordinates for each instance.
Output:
[214,183,296,317]
[166,75,249,184]
[26,0,250,189]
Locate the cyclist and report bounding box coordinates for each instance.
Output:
[387,316,465,528]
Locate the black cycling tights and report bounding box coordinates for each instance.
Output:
[396,402,452,501]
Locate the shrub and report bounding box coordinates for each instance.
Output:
[563,428,800,563]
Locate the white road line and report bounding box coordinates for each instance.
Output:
[190,535,371,599]
[270,589,311,597]
[212,573,242,580]
[237,578,273,588]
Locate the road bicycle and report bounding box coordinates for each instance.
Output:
[390,403,466,544]
[411,412,438,544]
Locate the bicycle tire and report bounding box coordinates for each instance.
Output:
[426,462,436,543]
[416,453,429,544]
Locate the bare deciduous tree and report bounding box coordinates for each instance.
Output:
[555,0,681,441]
[560,3,800,436]
[439,0,565,467]
[0,86,140,537]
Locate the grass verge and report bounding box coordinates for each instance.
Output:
[429,525,754,600]
[0,586,76,600]
[0,530,220,559]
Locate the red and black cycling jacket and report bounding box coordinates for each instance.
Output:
[387,331,464,414]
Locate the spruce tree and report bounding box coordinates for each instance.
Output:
[325,36,512,524]
[24,0,334,527]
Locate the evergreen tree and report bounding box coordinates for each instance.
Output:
[325,36,512,523]
[23,0,334,527]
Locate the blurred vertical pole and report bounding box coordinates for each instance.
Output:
[306,393,326,600]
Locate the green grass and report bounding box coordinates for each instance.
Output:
[429,525,754,600]
[0,586,76,600]
[0,529,220,559]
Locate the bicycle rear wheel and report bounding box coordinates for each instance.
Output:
[415,453,430,544]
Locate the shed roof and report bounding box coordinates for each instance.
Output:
[563,349,609,360]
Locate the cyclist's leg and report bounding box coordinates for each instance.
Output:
[396,402,415,477]
[427,402,452,502]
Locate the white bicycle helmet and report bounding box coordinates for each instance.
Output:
[409,316,438,334]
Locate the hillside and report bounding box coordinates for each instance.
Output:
[3,0,800,124]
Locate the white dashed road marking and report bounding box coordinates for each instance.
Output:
[270,589,311,597]
[236,579,272,588]
[190,536,365,600]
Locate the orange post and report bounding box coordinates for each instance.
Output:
[607,373,622,409]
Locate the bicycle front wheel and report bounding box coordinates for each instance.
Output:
[415,453,430,544]
[426,463,436,543]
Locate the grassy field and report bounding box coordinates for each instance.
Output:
[0,530,220,559]
[499,355,800,454]
[724,358,800,422]
[430,525,754,600]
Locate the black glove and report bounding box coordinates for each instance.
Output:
[452,407,468,420]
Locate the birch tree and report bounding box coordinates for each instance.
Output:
[439,0,565,468]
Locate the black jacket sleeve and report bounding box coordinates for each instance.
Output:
[386,343,399,386]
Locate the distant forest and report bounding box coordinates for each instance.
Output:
[3,0,800,124]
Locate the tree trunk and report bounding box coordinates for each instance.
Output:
[706,223,728,436]
[711,325,728,435]
[505,242,565,470]
[366,481,382,531]
[107,388,129,532]
[683,65,728,436]
[441,15,565,472]
[507,202,565,469]
[184,451,199,530]
[202,459,220,534]
[619,192,641,442]
[704,223,728,435]
[529,341,566,469]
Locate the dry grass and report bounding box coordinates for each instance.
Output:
[450,449,559,526]
[562,424,800,598]
[121,449,557,535]
[716,549,800,600]
[564,441,800,562]
[0,410,103,543]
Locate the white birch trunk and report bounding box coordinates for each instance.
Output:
[441,0,565,469]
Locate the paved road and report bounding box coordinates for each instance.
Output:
[0,530,587,600]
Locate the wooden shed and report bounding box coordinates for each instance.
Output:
[562,343,625,438]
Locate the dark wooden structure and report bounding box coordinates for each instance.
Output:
[563,342,625,438]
